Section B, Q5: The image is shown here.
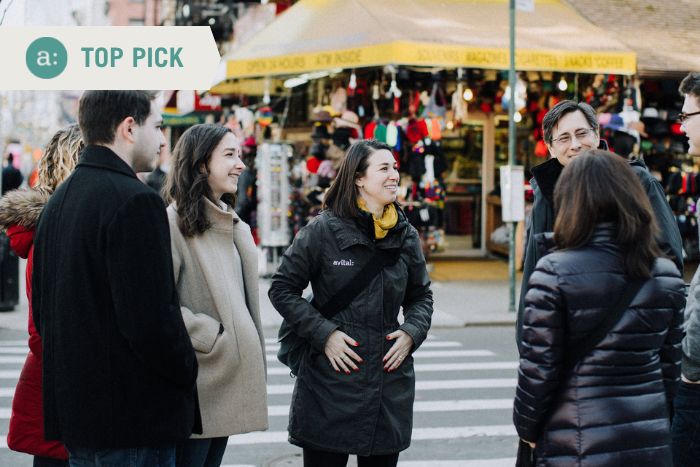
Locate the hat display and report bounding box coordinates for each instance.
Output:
[311,123,331,140]
[334,110,360,128]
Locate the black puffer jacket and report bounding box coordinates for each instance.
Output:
[269,206,433,455]
[516,157,684,348]
[513,225,685,467]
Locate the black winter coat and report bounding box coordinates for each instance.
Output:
[516,157,683,347]
[32,146,200,448]
[268,207,433,455]
[513,225,685,467]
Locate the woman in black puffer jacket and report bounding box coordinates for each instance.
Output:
[513,150,685,467]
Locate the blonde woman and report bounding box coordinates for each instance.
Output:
[0,124,83,467]
[163,124,268,467]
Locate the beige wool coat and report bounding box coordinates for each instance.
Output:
[167,199,268,438]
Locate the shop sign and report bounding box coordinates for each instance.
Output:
[226,41,636,79]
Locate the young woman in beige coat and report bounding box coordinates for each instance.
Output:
[164,124,268,467]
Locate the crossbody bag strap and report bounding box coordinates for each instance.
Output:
[312,246,401,319]
[562,277,646,373]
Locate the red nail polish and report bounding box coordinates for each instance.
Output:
[345,371,351,375]
[386,336,391,340]
[354,341,360,347]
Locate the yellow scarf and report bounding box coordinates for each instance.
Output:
[358,199,398,239]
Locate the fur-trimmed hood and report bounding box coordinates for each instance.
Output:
[0,189,50,231]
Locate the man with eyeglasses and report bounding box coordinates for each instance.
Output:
[516,99,683,349]
[673,72,700,465]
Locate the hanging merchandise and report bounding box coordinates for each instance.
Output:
[422,81,447,118]
[234,106,256,136]
[255,106,274,127]
[364,120,378,140]
[330,85,348,115]
[386,123,399,148]
[452,82,468,123]
[374,122,388,143]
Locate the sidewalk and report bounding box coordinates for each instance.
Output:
[0,258,519,331]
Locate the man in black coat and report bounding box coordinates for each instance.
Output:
[517,100,683,350]
[32,91,200,465]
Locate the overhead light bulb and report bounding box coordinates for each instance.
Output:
[558,78,568,91]
[514,111,522,123]
[446,121,455,130]
[463,87,474,101]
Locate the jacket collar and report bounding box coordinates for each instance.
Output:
[531,157,564,205]
[203,196,239,232]
[325,203,408,250]
[535,222,616,257]
[77,145,138,179]
[589,222,616,244]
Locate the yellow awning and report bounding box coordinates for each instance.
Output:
[223,0,636,80]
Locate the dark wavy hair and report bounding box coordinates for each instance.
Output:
[164,124,234,237]
[554,149,661,279]
[322,139,393,218]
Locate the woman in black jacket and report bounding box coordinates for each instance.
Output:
[269,140,433,467]
[513,150,685,466]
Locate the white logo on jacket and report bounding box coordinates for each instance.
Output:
[332,259,355,266]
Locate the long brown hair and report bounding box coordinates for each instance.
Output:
[554,149,661,278]
[322,139,392,218]
[163,124,234,237]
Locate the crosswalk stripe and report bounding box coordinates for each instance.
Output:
[0,341,27,347]
[267,378,516,395]
[266,361,517,376]
[0,379,517,397]
[267,398,513,416]
[0,347,31,354]
[0,356,26,364]
[223,424,516,445]
[399,460,515,467]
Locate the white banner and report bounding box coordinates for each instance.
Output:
[515,0,535,12]
[0,27,221,90]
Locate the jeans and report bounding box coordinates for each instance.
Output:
[175,437,228,467]
[672,380,700,467]
[302,448,399,467]
[66,444,176,467]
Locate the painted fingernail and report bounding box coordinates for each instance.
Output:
[354,341,360,346]
[386,336,391,340]
[345,370,351,375]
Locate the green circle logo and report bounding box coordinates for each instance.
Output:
[26,37,68,79]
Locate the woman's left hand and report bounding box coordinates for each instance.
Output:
[383,330,414,372]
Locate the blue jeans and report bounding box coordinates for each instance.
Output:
[672,380,700,466]
[175,437,228,467]
[66,444,176,467]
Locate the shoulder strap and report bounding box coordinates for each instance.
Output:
[313,246,401,319]
[562,278,646,372]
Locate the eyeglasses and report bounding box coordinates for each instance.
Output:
[679,111,700,124]
[550,128,596,147]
